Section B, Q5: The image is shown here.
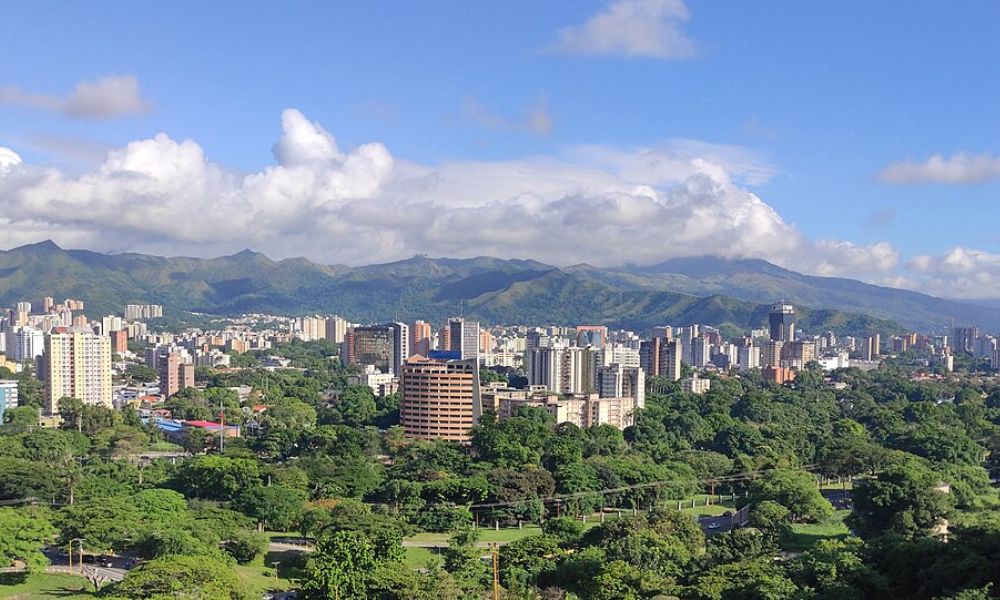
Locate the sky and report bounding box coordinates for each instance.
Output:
[1,1,1000,298]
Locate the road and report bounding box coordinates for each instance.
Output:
[41,548,128,582]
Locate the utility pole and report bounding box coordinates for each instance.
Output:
[219,400,225,453]
[491,542,501,600]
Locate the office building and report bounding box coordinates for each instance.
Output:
[769,302,796,342]
[343,323,408,375]
[448,318,480,361]
[400,356,481,443]
[953,327,979,354]
[43,328,113,413]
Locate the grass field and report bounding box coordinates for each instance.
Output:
[0,573,97,599]
[404,546,441,569]
[781,510,852,552]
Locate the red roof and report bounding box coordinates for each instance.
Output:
[183,420,223,428]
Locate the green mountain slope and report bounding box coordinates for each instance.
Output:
[0,242,983,335]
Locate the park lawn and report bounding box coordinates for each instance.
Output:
[781,510,852,552]
[0,572,97,599]
[404,546,441,569]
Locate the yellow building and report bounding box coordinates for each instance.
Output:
[43,328,112,414]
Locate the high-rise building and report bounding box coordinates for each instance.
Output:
[526,346,586,394]
[953,327,979,354]
[5,326,44,363]
[651,325,673,340]
[156,346,195,398]
[42,297,54,313]
[297,316,327,341]
[344,326,390,374]
[738,344,760,371]
[325,315,348,344]
[400,356,481,443]
[662,340,682,381]
[576,325,608,348]
[43,328,112,413]
[769,303,796,342]
[448,318,480,361]
[15,302,31,315]
[410,320,432,357]
[640,338,662,377]
[110,329,128,355]
[860,335,879,362]
[597,364,646,408]
[438,324,451,351]
[760,340,783,367]
[124,304,163,320]
[690,336,712,367]
[390,322,409,375]
[0,380,18,423]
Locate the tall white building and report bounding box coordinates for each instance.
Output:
[691,336,712,367]
[526,346,591,394]
[5,326,44,363]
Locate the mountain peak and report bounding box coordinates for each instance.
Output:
[11,239,63,254]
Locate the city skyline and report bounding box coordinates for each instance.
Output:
[2,2,1000,299]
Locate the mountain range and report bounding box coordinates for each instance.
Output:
[0,240,995,336]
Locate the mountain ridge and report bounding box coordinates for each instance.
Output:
[0,241,993,333]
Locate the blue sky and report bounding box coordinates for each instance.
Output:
[1,1,1000,297]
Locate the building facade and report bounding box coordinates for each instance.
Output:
[43,328,112,413]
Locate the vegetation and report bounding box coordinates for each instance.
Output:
[2,340,1000,598]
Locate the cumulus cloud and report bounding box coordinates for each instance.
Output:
[880,152,1000,184]
[810,241,900,277]
[0,107,922,294]
[905,248,1000,298]
[0,75,150,119]
[550,0,697,59]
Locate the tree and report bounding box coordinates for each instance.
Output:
[222,530,267,564]
[174,455,261,500]
[0,507,55,571]
[106,554,253,599]
[300,529,403,599]
[849,462,953,539]
[58,496,144,554]
[235,485,306,531]
[749,469,833,523]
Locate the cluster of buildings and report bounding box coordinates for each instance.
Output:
[2,292,996,448]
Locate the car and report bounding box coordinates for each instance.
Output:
[98,556,114,568]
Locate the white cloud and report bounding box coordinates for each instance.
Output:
[904,248,1000,298]
[0,75,149,119]
[880,152,1000,184]
[0,147,21,173]
[0,108,931,295]
[550,0,697,59]
[810,241,900,277]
